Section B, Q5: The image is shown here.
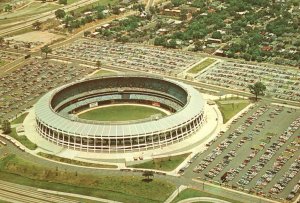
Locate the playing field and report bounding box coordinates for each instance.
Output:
[78,105,167,121]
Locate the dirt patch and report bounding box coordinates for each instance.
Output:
[7,31,64,44]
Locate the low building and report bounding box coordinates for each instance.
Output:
[163,8,181,17]
[207,38,222,44]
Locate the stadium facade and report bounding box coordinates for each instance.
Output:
[35,75,206,153]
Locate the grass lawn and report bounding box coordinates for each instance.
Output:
[78,105,167,122]
[37,152,117,168]
[131,153,190,171]
[0,60,6,67]
[187,58,216,74]
[9,128,37,150]
[216,99,250,123]
[0,155,175,203]
[172,188,242,203]
[58,196,99,203]
[10,112,28,125]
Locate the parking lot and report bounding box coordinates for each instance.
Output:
[0,51,22,67]
[0,58,94,120]
[182,103,300,202]
[197,61,300,102]
[52,38,201,75]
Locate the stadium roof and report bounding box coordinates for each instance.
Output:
[35,76,205,137]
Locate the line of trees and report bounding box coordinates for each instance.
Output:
[4,4,12,12]
[1,120,11,134]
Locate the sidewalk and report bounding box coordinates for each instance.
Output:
[178,197,230,203]
[164,185,188,203]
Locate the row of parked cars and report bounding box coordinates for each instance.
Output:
[193,105,269,175]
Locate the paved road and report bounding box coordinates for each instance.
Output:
[0,180,78,203]
[177,197,230,203]
[0,0,99,37]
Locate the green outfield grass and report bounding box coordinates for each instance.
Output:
[172,188,241,203]
[131,153,190,171]
[0,155,175,203]
[78,105,167,122]
[188,58,216,74]
[216,98,250,123]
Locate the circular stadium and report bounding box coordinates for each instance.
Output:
[34,75,206,153]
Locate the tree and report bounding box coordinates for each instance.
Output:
[154,37,167,46]
[84,15,93,23]
[112,6,120,15]
[96,61,101,68]
[179,9,188,21]
[58,0,67,5]
[4,4,12,12]
[63,15,74,27]
[1,120,11,134]
[248,81,266,101]
[166,39,177,48]
[132,4,145,12]
[212,31,222,39]
[194,40,204,51]
[70,20,81,29]
[171,0,184,7]
[83,31,91,37]
[41,45,52,59]
[32,21,42,30]
[55,9,66,19]
[149,6,158,15]
[96,11,105,19]
[0,37,4,47]
[142,171,154,181]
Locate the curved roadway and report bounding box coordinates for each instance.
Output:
[177,197,231,203]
